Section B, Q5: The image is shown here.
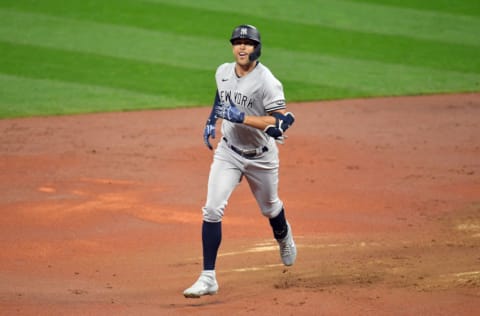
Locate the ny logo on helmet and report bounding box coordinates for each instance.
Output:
[240,28,248,36]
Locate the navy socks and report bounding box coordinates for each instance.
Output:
[202,210,287,270]
[202,221,222,270]
[269,208,288,240]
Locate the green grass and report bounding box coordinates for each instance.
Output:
[0,0,479,118]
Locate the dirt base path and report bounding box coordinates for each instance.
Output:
[1,93,479,315]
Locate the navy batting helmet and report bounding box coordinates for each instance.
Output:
[230,24,262,61]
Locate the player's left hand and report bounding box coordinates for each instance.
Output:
[215,98,245,123]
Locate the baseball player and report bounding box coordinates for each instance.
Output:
[183,24,296,298]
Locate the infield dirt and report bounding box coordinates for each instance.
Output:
[1,93,479,315]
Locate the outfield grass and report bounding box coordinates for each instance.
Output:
[1,0,479,118]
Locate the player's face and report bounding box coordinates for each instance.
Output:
[232,39,256,66]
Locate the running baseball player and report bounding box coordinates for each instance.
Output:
[183,24,296,298]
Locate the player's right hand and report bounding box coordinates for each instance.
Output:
[203,119,216,150]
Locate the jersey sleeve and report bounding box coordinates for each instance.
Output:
[262,74,286,112]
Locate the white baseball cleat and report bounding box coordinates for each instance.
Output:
[277,222,297,266]
[183,271,219,298]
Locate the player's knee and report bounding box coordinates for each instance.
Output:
[202,206,224,223]
[260,200,283,219]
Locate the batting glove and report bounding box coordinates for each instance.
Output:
[215,98,245,123]
[203,119,216,150]
[203,103,218,151]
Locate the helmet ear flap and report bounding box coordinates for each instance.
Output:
[249,43,262,61]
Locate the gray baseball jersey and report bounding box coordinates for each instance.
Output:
[202,61,287,222]
[215,62,286,150]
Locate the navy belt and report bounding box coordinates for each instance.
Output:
[223,137,268,158]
